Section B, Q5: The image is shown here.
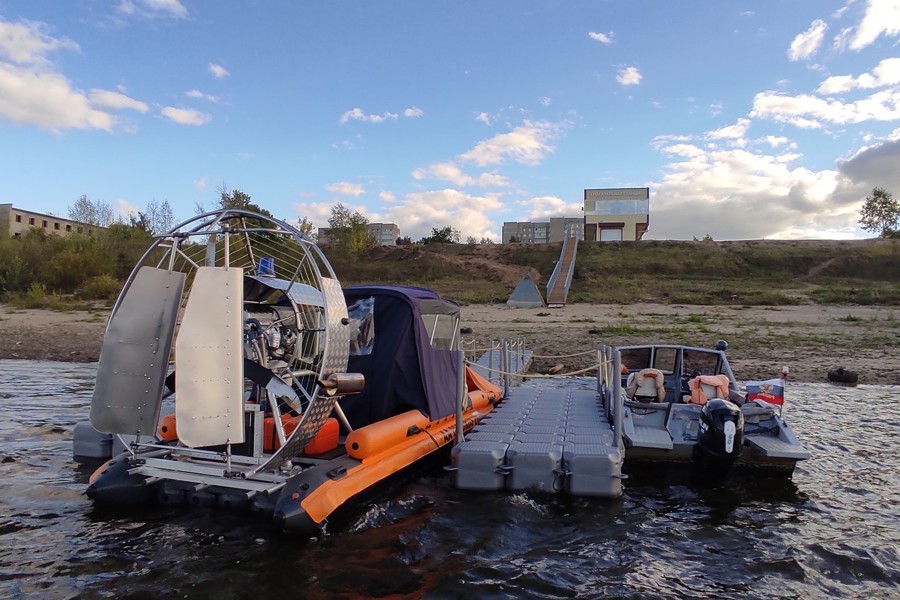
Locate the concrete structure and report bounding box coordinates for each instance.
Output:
[0,203,98,238]
[583,187,649,241]
[502,217,583,244]
[317,222,400,246]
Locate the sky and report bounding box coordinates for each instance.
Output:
[2,1,900,242]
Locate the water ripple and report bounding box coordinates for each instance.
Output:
[1,364,899,599]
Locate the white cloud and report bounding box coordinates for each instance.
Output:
[588,31,613,44]
[384,189,504,242]
[291,201,335,230]
[762,135,793,148]
[115,198,140,218]
[412,161,512,188]
[842,0,900,51]
[643,125,900,240]
[379,191,396,203]
[519,196,583,220]
[117,0,188,19]
[89,89,149,112]
[161,106,212,125]
[616,66,642,86]
[208,63,230,79]
[475,112,491,125]
[338,106,423,124]
[788,19,827,61]
[459,120,565,166]
[0,18,129,131]
[193,177,207,190]
[0,65,115,131]
[649,141,847,239]
[339,107,398,124]
[0,19,78,66]
[751,89,900,127]
[817,57,900,93]
[326,181,366,197]
[186,89,220,103]
[539,96,552,106]
[707,118,751,140]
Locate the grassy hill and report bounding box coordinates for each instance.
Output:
[323,238,900,306]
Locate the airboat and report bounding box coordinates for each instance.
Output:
[76,209,502,536]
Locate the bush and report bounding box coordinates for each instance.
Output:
[79,275,122,301]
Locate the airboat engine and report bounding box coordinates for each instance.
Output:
[695,398,744,476]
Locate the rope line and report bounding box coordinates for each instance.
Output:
[465,360,601,378]
[527,349,596,359]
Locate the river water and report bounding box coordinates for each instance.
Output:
[0,360,898,600]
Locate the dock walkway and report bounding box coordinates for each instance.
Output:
[452,380,623,497]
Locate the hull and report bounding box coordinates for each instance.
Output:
[87,403,494,536]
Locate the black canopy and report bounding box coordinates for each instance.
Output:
[339,285,460,429]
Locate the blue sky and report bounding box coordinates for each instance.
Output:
[2,1,900,242]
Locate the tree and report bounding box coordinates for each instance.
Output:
[293,216,316,239]
[859,187,900,238]
[395,236,413,245]
[68,194,116,227]
[421,226,460,244]
[327,203,373,254]
[145,199,175,234]
[130,199,175,235]
[216,185,274,218]
[466,236,478,245]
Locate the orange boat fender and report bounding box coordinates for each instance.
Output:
[345,410,430,460]
[468,390,494,413]
[157,413,178,442]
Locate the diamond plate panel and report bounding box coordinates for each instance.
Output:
[254,277,350,472]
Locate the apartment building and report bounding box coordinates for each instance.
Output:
[317,222,400,246]
[502,217,583,244]
[0,203,99,237]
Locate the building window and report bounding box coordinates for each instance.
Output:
[66,224,72,232]
[29,217,35,225]
[15,215,22,223]
[54,222,60,230]
[42,220,48,228]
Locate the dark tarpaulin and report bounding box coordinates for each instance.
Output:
[339,285,460,429]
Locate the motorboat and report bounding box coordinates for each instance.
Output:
[597,342,809,477]
[75,209,502,536]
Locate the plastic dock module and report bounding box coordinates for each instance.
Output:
[452,384,623,497]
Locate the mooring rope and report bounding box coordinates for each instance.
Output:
[527,349,597,359]
[464,360,602,378]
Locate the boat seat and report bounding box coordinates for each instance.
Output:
[625,368,666,403]
[686,374,730,405]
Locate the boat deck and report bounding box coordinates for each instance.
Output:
[452,382,623,497]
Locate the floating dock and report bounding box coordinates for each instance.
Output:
[452,376,623,498]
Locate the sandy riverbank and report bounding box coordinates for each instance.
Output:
[1,302,897,385]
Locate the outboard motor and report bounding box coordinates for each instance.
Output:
[695,399,744,477]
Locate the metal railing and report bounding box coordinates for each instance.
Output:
[545,236,578,305]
